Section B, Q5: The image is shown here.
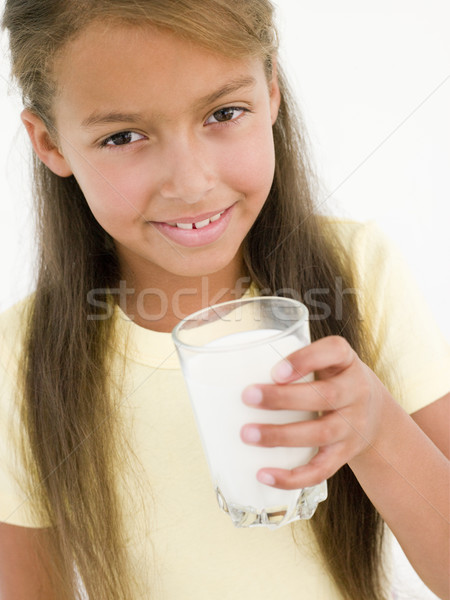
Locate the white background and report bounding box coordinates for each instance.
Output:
[0,2,448,597]
[273,0,450,345]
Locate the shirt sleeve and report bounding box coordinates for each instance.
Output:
[350,220,450,414]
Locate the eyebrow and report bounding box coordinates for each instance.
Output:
[194,75,257,110]
[81,111,143,128]
[80,75,257,129]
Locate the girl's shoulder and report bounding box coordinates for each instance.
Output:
[317,215,398,276]
[0,295,33,376]
[0,295,33,336]
[318,215,389,251]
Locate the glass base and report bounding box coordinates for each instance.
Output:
[215,480,327,529]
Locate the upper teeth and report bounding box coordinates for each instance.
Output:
[169,211,224,230]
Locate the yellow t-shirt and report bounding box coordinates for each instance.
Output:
[1,219,449,599]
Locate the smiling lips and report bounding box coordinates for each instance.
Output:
[150,204,234,248]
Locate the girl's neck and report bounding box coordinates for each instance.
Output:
[116,255,251,333]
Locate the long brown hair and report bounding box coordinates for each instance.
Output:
[2,1,387,598]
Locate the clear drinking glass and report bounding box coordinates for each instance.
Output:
[172,296,327,529]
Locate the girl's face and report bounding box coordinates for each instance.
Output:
[30,23,280,285]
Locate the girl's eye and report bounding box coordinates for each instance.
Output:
[205,107,248,126]
[101,131,145,148]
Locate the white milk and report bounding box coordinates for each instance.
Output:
[184,329,318,511]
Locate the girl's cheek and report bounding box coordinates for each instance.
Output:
[226,130,275,193]
[74,162,154,219]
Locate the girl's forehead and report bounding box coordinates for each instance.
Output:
[55,20,260,85]
[52,22,265,122]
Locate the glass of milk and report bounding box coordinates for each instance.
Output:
[172,296,327,529]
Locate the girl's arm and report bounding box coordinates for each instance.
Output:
[411,393,449,458]
[349,392,449,600]
[0,522,63,599]
[241,336,450,600]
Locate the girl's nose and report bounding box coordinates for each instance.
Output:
[159,137,216,204]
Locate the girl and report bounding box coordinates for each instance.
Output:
[0,1,449,599]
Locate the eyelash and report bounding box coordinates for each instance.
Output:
[205,106,250,127]
[99,131,146,150]
[98,106,251,150]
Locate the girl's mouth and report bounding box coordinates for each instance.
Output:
[149,204,235,248]
[166,209,225,230]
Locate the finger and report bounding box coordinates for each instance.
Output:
[240,412,347,448]
[242,379,350,412]
[271,335,355,384]
[256,443,345,490]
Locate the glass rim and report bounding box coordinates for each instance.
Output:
[171,296,309,353]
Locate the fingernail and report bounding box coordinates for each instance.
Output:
[241,426,261,443]
[271,360,293,382]
[242,386,263,405]
[257,472,276,486]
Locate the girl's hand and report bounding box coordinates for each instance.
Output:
[240,335,390,489]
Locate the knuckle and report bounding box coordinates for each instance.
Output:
[329,335,351,360]
[322,382,338,407]
[264,385,300,411]
[270,385,290,409]
[317,422,334,445]
[313,464,330,484]
[292,462,327,487]
[287,469,305,490]
[262,425,282,447]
